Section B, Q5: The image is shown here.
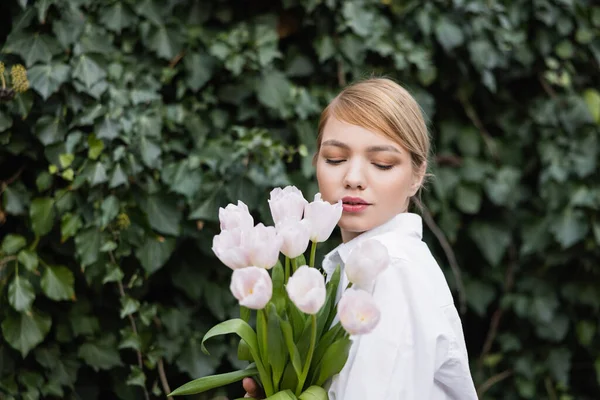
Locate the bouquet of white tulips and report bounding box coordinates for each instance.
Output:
[169,186,389,399]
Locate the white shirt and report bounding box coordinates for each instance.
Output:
[323,213,478,400]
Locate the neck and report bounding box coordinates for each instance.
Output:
[341,229,363,243]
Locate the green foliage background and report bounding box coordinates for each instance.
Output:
[0,0,599,399]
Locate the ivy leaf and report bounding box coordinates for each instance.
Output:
[17,250,39,271]
[143,194,181,236]
[89,162,108,186]
[4,33,61,66]
[0,111,12,132]
[469,223,511,267]
[2,309,52,357]
[139,137,162,168]
[72,55,106,89]
[134,236,176,275]
[41,265,75,301]
[1,234,26,255]
[29,197,55,236]
[60,213,82,242]
[435,17,464,51]
[99,2,136,33]
[35,116,66,146]
[583,89,600,123]
[550,209,589,248]
[27,63,70,100]
[126,366,146,387]
[100,195,119,227]
[78,336,122,371]
[120,296,140,318]
[185,53,215,91]
[257,71,292,114]
[455,185,482,214]
[109,164,128,188]
[8,275,36,312]
[87,134,104,160]
[75,228,102,267]
[149,25,181,60]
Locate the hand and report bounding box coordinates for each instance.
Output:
[243,377,265,399]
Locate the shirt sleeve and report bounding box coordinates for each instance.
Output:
[328,257,455,400]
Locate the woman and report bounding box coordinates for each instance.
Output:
[245,78,478,399]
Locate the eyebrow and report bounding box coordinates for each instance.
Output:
[321,139,401,154]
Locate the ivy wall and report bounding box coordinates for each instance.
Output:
[0,0,599,399]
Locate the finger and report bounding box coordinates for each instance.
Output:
[243,378,258,398]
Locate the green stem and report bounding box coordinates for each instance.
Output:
[258,309,274,396]
[285,257,290,282]
[309,241,317,268]
[291,257,297,273]
[295,314,317,396]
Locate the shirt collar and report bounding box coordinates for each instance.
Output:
[322,212,423,275]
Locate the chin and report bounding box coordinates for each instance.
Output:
[338,214,373,235]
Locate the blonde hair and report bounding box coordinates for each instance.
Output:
[314,77,431,201]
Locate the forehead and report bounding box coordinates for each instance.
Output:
[321,117,403,150]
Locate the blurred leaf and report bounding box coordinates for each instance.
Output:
[29,197,55,236]
[1,234,26,255]
[134,236,176,275]
[4,33,61,66]
[17,250,39,271]
[78,336,122,371]
[27,64,70,100]
[550,209,589,248]
[583,89,600,123]
[72,55,106,89]
[469,223,511,266]
[143,195,181,236]
[2,309,52,357]
[435,17,464,51]
[41,266,74,301]
[8,275,35,312]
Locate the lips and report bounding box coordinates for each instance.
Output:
[341,196,371,205]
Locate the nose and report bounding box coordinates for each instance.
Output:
[343,159,366,190]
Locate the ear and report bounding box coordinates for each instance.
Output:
[409,161,427,197]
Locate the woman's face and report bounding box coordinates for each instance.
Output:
[316,117,423,242]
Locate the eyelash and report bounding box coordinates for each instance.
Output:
[325,159,394,171]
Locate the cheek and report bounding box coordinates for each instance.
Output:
[316,163,336,199]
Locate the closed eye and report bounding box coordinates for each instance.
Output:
[325,159,345,165]
[373,163,393,170]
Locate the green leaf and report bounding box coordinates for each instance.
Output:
[265,390,297,400]
[257,71,292,113]
[267,304,287,388]
[99,3,136,33]
[75,228,102,267]
[2,309,52,357]
[466,281,496,316]
[169,367,259,396]
[435,17,464,51]
[149,25,181,60]
[60,213,82,242]
[314,337,351,386]
[469,223,511,267]
[100,195,119,227]
[29,197,55,236]
[0,111,12,132]
[126,366,146,387]
[41,265,75,301]
[185,53,215,91]
[87,134,104,160]
[134,236,176,275]
[456,185,481,214]
[89,161,108,186]
[72,55,106,89]
[78,336,122,371]
[109,164,128,188]
[35,116,66,146]
[143,194,181,236]
[102,263,124,284]
[27,63,70,100]
[139,137,162,168]
[583,89,600,124]
[120,296,140,318]
[1,234,26,255]
[550,209,589,248]
[280,319,302,377]
[8,274,36,312]
[17,250,39,271]
[5,33,61,66]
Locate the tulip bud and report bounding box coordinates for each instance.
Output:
[286,266,326,314]
[338,288,381,335]
[212,228,250,270]
[268,186,308,227]
[245,223,283,269]
[219,200,254,231]
[344,239,390,289]
[230,267,272,310]
[303,193,343,242]
[277,218,311,259]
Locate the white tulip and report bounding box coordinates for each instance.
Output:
[245,223,283,269]
[303,193,343,242]
[219,200,254,231]
[338,288,381,335]
[230,267,272,310]
[277,219,311,259]
[344,239,390,289]
[286,266,326,314]
[268,186,308,227]
[212,228,250,270]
